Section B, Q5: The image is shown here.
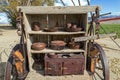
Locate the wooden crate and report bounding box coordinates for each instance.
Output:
[18,6,100,73]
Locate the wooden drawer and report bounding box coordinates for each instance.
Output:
[45,60,62,75]
[45,54,85,75]
[62,59,84,75]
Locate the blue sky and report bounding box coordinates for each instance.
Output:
[55,0,120,15]
[90,0,120,15]
[0,0,120,24]
[0,12,9,24]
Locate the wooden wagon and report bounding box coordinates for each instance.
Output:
[4,6,115,80]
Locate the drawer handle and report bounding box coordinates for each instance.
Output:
[61,67,67,70]
[47,67,52,70]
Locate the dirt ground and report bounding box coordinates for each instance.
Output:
[0,26,120,80]
[0,26,20,80]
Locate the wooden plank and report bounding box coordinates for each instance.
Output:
[28,14,47,29]
[17,6,101,14]
[31,48,85,53]
[28,31,86,35]
[84,12,88,70]
[25,70,92,80]
[48,14,64,27]
[23,13,31,33]
[26,39,34,71]
[74,33,116,42]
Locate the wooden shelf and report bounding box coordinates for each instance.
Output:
[31,48,85,53]
[28,31,86,35]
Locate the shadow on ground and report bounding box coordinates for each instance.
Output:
[0,62,6,80]
[0,26,16,30]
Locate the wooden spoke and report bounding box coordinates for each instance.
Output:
[95,71,104,80]
[95,67,103,70]
[88,43,109,80]
[93,75,97,80]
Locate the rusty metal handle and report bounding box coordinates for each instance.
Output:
[48,67,52,70]
[61,67,67,70]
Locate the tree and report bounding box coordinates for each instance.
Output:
[0,0,54,28]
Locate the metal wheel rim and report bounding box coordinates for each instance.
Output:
[91,43,109,80]
[11,66,18,80]
[4,58,19,80]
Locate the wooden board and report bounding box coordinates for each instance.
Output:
[28,31,86,35]
[31,48,85,53]
[74,33,116,42]
[25,70,92,80]
[17,6,101,14]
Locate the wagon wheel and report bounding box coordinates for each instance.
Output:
[88,43,109,80]
[4,56,19,80]
[4,45,20,80]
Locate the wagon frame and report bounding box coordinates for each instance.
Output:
[4,6,115,80]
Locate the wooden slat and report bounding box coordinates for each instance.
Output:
[31,48,85,53]
[25,70,92,80]
[17,6,101,14]
[74,33,116,42]
[28,31,86,35]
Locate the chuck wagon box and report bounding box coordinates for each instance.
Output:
[4,6,113,80]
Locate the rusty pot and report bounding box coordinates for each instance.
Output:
[47,53,58,58]
[65,23,82,32]
[32,22,41,31]
[66,27,82,32]
[50,40,66,50]
[31,42,46,50]
[43,27,58,32]
[68,41,80,49]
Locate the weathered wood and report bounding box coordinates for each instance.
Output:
[28,14,47,29]
[21,5,96,74]
[74,33,116,42]
[17,6,101,14]
[26,14,87,32]
[31,48,85,53]
[26,39,34,71]
[48,14,64,27]
[66,14,87,27]
[23,13,31,32]
[28,31,86,35]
